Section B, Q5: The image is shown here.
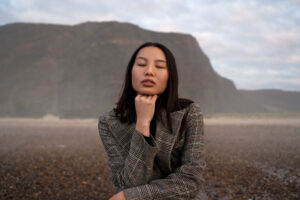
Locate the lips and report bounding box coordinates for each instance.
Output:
[141,79,155,84]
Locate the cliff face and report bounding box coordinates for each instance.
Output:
[0,21,265,118]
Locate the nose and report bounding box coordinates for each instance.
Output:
[145,62,155,75]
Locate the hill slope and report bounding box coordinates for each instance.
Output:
[0,21,265,117]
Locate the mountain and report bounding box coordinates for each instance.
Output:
[240,89,300,112]
[0,21,266,118]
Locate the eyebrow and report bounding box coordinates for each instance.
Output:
[136,56,166,63]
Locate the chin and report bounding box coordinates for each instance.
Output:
[138,89,158,95]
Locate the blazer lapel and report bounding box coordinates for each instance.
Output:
[155,109,186,175]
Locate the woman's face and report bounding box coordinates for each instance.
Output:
[131,46,169,96]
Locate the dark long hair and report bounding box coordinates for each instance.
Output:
[114,42,193,134]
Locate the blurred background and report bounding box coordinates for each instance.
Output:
[0,0,299,199]
[0,0,299,117]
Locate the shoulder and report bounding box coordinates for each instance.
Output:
[98,108,119,129]
[176,98,202,115]
[184,102,204,124]
[187,102,202,114]
[180,102,203,116]
[170,102,203,119]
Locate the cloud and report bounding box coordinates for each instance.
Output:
[179,1,300,91]
[0,0,299,91]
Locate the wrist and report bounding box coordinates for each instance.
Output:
[135,123,150,137]
[136,119,150,126]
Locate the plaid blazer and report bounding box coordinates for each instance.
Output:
[98,102,207,200]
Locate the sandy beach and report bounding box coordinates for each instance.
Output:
[0,117,299,199]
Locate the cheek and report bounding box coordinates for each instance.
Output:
[131,67,140,84]
[160,72,169,86]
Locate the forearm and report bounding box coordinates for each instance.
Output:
[136,123,154,146]
[109,128,158,189]
[99,116,159,192]
[122,161,206,200]
[136,121,150,137]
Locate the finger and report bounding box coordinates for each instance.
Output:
[145,95,152,103]
[147,95,154,104]
[140,95,148,102]
[143,94,151,98]
[145,95,153,103]
[140,95,147,99]
[149,95,154,100]
[152,94,158,102]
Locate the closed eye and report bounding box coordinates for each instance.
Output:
[137,64,165,68]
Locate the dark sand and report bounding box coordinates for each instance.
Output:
[0,117,299,200]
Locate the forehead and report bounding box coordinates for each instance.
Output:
[136,46,166,60]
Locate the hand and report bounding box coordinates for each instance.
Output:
[135,94,158,137]
[109,191,126,200]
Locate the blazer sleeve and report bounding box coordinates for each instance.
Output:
[122,103,206,200]
[98,114,159,193]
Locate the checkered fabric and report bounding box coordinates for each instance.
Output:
[98,103,207,199]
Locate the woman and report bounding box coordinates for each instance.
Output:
[98,42,207,199]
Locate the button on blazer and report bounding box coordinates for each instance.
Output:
[98,102,207,199]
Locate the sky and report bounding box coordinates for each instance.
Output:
[1,0,300,91]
